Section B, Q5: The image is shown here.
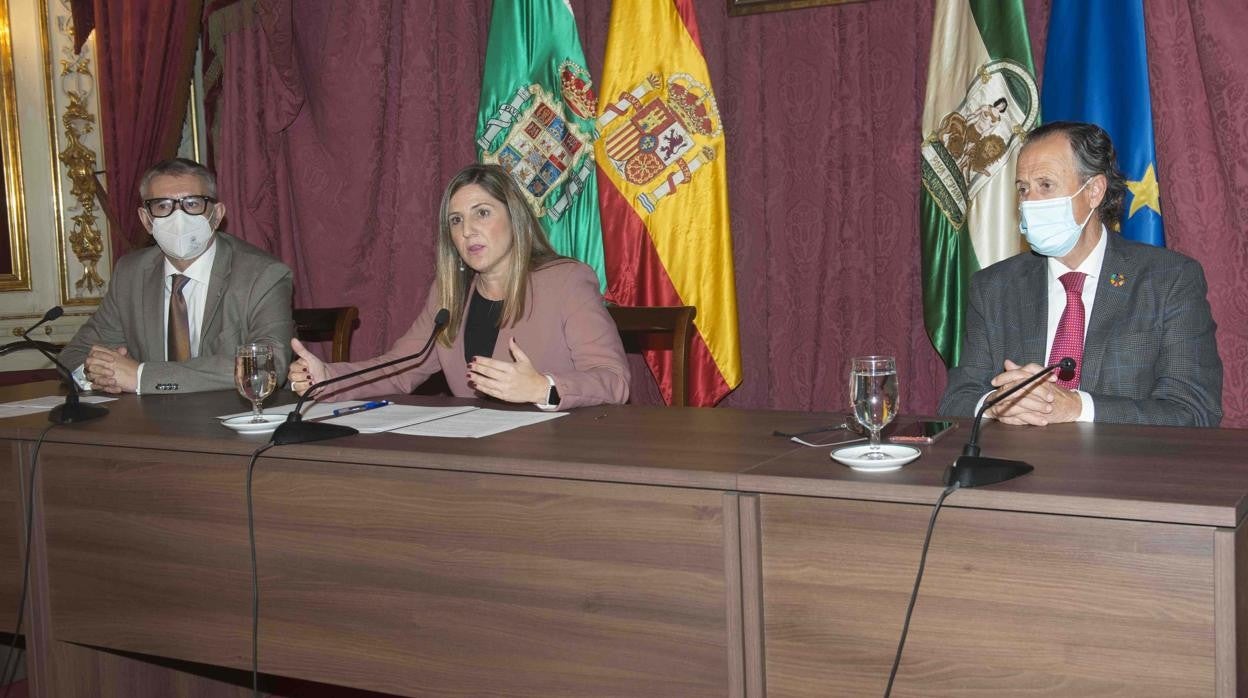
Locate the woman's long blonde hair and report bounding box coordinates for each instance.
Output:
[435,163,562,345]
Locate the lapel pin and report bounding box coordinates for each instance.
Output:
[1109,273,1126,287]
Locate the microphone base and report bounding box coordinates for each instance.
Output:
[49,401,108,424]
[271,421,359,446]
[944,455,1034,488]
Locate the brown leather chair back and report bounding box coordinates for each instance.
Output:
[293,306,359,362]
[606,305,697,407]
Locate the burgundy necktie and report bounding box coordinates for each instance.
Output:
[168,274,191,362]
[1048,271,1086,389]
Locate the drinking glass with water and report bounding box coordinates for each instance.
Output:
[235,343,277,423]
[850,356,898,461]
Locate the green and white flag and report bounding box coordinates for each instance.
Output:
[476,0,605,290]
[920,0,1039,366]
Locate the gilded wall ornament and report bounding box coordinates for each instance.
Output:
[43,0,109,303]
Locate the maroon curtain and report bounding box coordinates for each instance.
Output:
[208,0,486,363]
[209,0,1248,428]
[1141,2,1248,428]
[88,0,203,258]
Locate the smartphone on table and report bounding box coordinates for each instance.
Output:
[887,420,956,444]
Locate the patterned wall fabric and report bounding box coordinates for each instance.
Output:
[211,0,1248,427]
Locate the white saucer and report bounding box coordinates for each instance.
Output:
[831,443,921,472]
[221,414,286,434]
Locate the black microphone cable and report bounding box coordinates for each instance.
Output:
[1,422,58,697]
[883,481,960,698]
[245,441,277,698]
[248,311,447,693]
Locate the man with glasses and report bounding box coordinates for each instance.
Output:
[60,158,294,394]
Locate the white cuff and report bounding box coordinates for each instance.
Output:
[1075,390,1094,422]
[974,391,993,419]
[71,364,93,392]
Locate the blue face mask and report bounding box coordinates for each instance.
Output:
[1018,179,1094,258]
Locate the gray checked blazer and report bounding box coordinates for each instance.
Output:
[60,233,295,394]
[939,232,1223,426]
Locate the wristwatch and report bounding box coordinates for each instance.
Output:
[544,374,561,407]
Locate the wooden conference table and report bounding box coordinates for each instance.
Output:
[0,383,1246,697]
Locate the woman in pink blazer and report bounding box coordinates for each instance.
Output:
[288,164,629,410]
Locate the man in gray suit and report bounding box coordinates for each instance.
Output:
[939,121,1222,427]
[60,158,294,394]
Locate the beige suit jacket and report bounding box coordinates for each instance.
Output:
[60,233,295,394]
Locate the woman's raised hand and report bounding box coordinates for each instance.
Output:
[288,337,329,396]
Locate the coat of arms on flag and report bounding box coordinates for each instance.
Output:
[478,60,598,222]
[597,72,722,214]
[921,59,1039,229]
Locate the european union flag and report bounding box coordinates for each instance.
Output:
[1042,0,1164,247]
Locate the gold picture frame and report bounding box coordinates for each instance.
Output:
[728,0,868,16]
[0,0,31,292]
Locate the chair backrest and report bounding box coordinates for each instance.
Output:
[606,304,697,407]
[293,306,359,362]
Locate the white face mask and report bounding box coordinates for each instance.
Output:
[151,210,215,260]
[1018,179,1094,258]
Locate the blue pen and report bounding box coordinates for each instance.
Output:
[332,400,390,417]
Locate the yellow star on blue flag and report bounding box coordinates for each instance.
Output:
[1126,163,1161,218]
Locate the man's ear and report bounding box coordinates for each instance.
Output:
[209,201,226,230]
[1086,174,1108,210]
[138,208,153,233]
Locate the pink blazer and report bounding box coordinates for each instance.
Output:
[320,260,629,409]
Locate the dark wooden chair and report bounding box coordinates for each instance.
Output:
[606,304,697,407]
[293,306,359,362]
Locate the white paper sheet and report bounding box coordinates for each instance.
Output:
[391,409,566,438]
[218,401,477,433]
[318,404,477,433]
[0,394,116,420]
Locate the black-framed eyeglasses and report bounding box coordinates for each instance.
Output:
[141,195,217,218]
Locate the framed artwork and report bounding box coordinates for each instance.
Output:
[727,0,868,17]
[0,0,29,291]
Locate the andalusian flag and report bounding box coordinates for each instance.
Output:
[921,0,1039,367]
[596,0,741,406]
[1042,0,1163,246]
[476,0,606,289]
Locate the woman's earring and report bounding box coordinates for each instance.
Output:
[458,258,466,272]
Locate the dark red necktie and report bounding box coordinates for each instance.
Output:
[1048,271,1086,388]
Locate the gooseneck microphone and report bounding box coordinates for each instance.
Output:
[26,305,62,334]
[0,306,63,355]
[12,306,109,424]
[270,308,450,446]
[944,357,1076,488]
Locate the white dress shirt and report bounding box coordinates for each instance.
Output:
[1044,225,1107,422]
[160,242,217,361]
[978,226,1108,422]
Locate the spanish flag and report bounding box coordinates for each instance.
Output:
[596,0,741,407]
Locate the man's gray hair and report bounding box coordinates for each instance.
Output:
[139,158,218,199]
